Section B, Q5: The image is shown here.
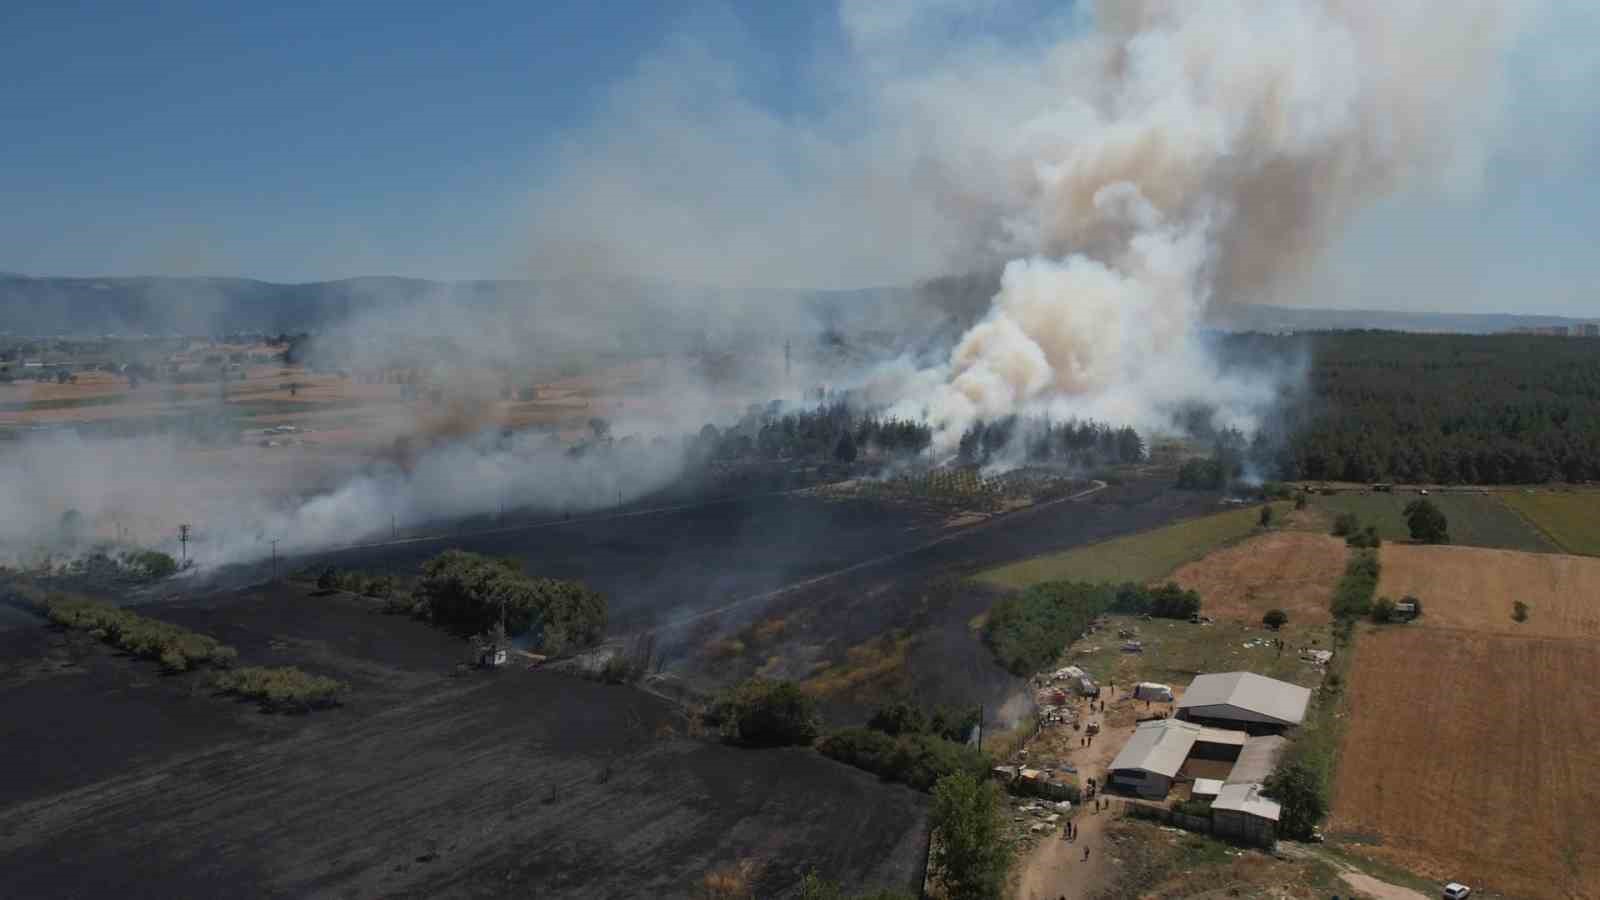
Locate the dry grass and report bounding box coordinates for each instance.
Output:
[1167,531,1348,626]
[1377,544,1600,639]
[697,859,761,899]
[976,504,1278,589]
[1330,626,1600,899]
[800,634,913,699]
[1504,492,1600,557]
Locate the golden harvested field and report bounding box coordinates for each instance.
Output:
[1378,544,1600,639]
[1167,531,1347,625]
[1505,492,1600,557]
[1330,626,1600,899]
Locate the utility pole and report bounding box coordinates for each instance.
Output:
[178,523,191,566]
[784,338,791,395]
[391,514,397,540]
[270,539,279,581]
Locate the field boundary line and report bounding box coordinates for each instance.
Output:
[1496,493,1572,554]
[621,480,1108,638]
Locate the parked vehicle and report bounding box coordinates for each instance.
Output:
[1442,882,1471,899]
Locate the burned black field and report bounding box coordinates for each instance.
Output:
[0,474,1218,898]
[0,593,929,899]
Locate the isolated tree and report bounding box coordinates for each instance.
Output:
[1262,761,1327,840]
[1371,596,1397,623]
[834,431,858,464]
[1404,498,1450,544]
[1513,600,1530,623]
[1294,492,1309,510]
[1259,505,1275,527]
[929,772,1010,900]
[1263,608,1288,631]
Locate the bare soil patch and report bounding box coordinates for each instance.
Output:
[1329,626,1600,899]
[1378,544,1600,639]
[1168,531,1347,625]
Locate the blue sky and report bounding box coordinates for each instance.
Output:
[0,1,831,281]
[2,1,1597,315]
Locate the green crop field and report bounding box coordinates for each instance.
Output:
[1503,492,1600,556]
[1310,492,1556,553]
[975,503,1276,590]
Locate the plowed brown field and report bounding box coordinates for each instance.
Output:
[1378,545,1600,639]
[1331,626,1600,899]
[1167,531,1348,625]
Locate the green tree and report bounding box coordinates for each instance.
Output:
[1404,498,1450,544]
[710,678,821,747]
[929,773,1010,900]
[1371,596,1397,623]
[868,699,928,736]
[1259,505,1275,527]
[834,431,858,463]
[1331,512,1360,537]
[1262,608,1288,630]
[1294,492,1309,510]
[1262,761,1327,840]
[1513,600,1529,623]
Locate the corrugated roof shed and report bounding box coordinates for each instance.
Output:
[1177,672,1311,726]
[1212,782,1282,821]
[1192,778,1225,797]
[1226,735,1289,785]
[1108,718,1200,778]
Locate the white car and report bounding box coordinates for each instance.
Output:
[1442,883,1471,900]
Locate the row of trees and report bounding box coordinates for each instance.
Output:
[957,416,1145,468]
[985,581,1202,676]
[691,402,934,465]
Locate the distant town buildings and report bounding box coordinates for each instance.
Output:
[1509,323,1600,337]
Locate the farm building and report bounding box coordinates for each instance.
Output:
[1191,778,1224,800]
[1191,726,1249,761]
[1108,719,1201,798]
[1225,735,1289,784]
[1210,782,1281,846]
[1175,672,1310,733]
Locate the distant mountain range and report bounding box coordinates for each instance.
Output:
[0,271,1589,338]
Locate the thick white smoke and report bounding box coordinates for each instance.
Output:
[865,0,1537,445]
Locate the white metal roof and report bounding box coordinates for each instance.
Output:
[1226,735,1290,784]
[1176,672,1311,726]
[1195,726,1249,746]
[1108,718,1200,778]
[1212,782,1282,821]
[1192,778,1224,797]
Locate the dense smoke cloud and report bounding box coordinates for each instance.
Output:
[524,0,1543,446]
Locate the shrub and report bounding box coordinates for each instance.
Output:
[709,678,821,747]
[985,582,1116,675]
[213,666,345,712]
[1259,505,1275,527]
[1114,582,1202,620]
[46,595,236,670]
[1513,600,1530,623]
[1262,761,1327,841]
[1262,608,1288,630]
[418,550,606,654]
[1331,512,1360,537]
[818,727,990,792]
[930,773,1011,900]
[1346,525,1382,549]
[1370,597,1397,624]
[868,699,928,736]
[1294,492,1309,510]
[127,550,178,580]
[1174,798,1214,817]
[1331,551,1381,619]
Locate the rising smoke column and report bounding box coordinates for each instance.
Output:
[881,0,1533,444]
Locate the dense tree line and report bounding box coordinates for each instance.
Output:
[957,416,1145,468]
[693,401,933,464]
[1222,332,1600,485]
